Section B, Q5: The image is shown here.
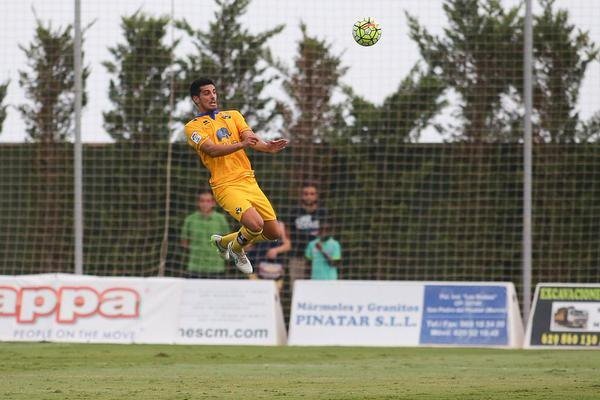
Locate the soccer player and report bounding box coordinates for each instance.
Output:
[184,78,288,274]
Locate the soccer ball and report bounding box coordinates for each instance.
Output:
[352,17,381,46]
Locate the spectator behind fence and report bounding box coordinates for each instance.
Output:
[305,222,342,280]
[287,182,329,287]
[246,220,291,294]
[181,189,231,278]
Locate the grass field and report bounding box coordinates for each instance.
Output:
[1,343,599,399]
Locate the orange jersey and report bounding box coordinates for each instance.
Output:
[184,110,254,188]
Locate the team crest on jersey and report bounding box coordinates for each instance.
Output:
[216,127,231,141]
[191,132,201,144]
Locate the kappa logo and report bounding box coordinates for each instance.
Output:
[202,120,210,125]
[235,207,242,214]
[0,285,140,323]
[221,113,231,119]
[191,132,201,144]
[216,128,231,141]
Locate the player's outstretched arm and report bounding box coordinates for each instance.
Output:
[260,138,289,153]
[241,130,288,154]
[200,136,258,157]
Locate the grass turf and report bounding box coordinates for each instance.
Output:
[1,343,599,399]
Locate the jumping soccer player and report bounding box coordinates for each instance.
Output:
[184,78,288,274]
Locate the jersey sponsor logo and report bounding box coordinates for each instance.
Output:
[191,132,202,144]
[216,127,231,141]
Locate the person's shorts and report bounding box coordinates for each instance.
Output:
[212,177,277,222]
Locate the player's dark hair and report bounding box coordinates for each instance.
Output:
[189,78,216,98]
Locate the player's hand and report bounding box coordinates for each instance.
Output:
[265,139,289,153]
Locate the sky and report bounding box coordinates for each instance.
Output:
[0,0,599,143]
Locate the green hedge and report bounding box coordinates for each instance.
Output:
[1,142,599,292]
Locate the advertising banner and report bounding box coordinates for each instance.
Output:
[289,280,523,348]
[525,284,600,349]
[0,274,182,344]
[420,285,508,345]
[288,281,423,346]
[0,274,285,345]
[176,279,286,345]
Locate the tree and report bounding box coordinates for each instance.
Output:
[103,11,177,143]
[18,18,89,142]
[272,22,349,185]
[175,0,283,133]
[0,80,8,133]
[407,0,522,142]
[101,12,178,275]
[332,66,444,277]
[579,112,600,143]
[16,17,89,270]
[277,23,348,145]
[347,65,445,145]
[531,0,599,143]
[407,0,598,143]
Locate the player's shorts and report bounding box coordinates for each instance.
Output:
[212,176,277,222]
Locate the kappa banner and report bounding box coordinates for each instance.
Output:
[288,280,523,348]
[0,274,181,343]
[525,283,600,349]
[0,274,285,345]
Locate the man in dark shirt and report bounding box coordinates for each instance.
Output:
[287,182,328,290]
